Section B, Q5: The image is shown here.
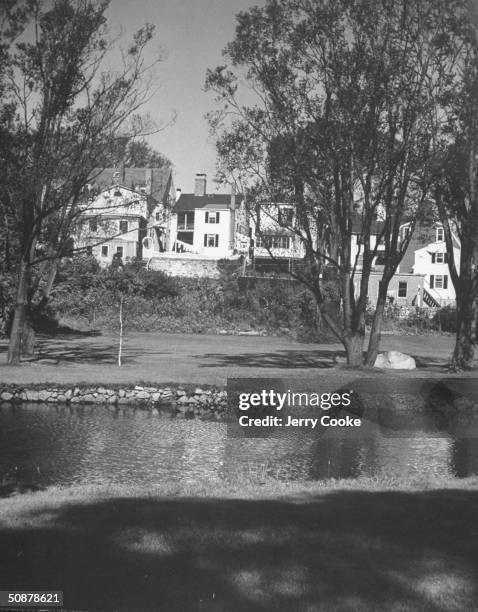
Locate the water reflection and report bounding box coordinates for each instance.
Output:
[0,402,477,488]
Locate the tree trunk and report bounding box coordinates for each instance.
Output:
[365,288,387,366]
[7,260,30,364]
[451,290,476,370]
[344,333,364,366]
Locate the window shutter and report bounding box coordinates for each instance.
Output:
[430,275,434,289]
[444,275,448,289]
[216,212,220,223]
[205,212,209,223]
[204,234,207,247]
[215,235,219,247]
[444,252,448,263]
[431,253,435,264]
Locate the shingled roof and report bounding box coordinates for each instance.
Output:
[88,167,173,203]
[174,193,244,212]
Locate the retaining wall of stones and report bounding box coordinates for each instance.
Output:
[0,385,228,420]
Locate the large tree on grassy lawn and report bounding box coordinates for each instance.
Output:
[432,0,478,370]
[0,0,165,364]
[207,0,442,366]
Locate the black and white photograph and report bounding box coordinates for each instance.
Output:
[1,0,478,610]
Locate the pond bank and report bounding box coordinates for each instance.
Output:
[0,383,226,420]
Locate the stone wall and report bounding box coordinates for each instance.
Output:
[148,256,222,278]
[0,384,227,420]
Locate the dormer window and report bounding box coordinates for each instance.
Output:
[113,171,120,180]
[436,227,444,242]
[113,189,122,197]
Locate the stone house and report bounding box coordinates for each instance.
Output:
[75,167,175,265]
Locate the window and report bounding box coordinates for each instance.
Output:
[430,275,448,289]
[119,220,128,234]
[278,207,294,225]
[205,211,220,224]
[431,252,448,264]
[398,282,407,298]
[101,245,108,257]
[256,235,291,249]
[86,246,93,256]
[89,219,97,232]
[436,227,444,241]
[177,212,194,230]
[155,212,161,222]
[204,234,219,248]
[116,246,124,257]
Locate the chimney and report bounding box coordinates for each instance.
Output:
[176,188,182,202]
[145,168,152,194]
[194,173,207,197]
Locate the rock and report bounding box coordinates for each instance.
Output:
[119,389,126,398]
[107,395,118,404]
[82,394,95,403]
[151,393,161,402]
[374,351,416,370]
[25,390,39,402]
[1,392,13,401]
[97,387,106,394]
[238,330,261,336]
[38,390,50,402]
[334,356,347,364]
[136,391,150,400]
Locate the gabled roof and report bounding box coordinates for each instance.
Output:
[88,167,173,203]
[174,193,243,212]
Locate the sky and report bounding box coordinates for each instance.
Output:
[106,0,264,194]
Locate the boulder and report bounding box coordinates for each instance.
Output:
[374,350,416,370]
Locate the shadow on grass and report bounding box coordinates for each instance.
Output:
[200,349,338,369]
[1,489,478,611]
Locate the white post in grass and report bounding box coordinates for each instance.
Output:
[118,294,124,367]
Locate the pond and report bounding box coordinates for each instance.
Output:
[1,401,478,489]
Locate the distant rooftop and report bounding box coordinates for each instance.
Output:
[174,193,243,212]
[88,167,173,203]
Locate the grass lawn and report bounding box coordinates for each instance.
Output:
[0,331,475,387]
[1,477,478,611]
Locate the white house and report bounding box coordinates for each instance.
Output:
[169,173,249,259]
[399,223,460,307]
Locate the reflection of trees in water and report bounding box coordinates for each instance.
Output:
[452,438,478,478]
[0,404,91,486]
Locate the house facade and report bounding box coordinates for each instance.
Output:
[399,222,460,307]
[75,167,175,265]
[169,173,249,258]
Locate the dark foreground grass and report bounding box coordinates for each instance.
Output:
[1,478,478,611]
